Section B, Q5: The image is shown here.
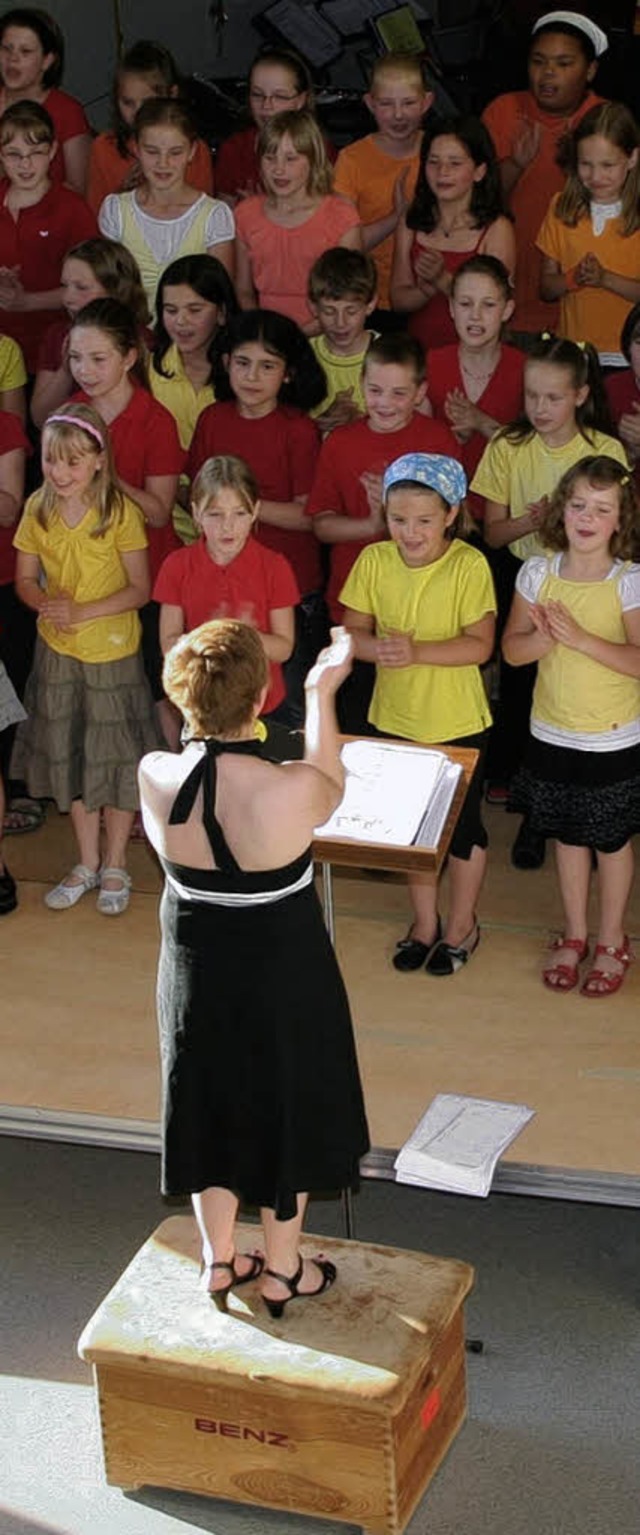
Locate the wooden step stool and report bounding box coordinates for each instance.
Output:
[78,1215,474,1535]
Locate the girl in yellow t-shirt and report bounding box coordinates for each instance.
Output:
[340,451,496,977]
[503,455,640,999]
[12,403,159,916]
[471,333,626,837]
[537,102,640,365]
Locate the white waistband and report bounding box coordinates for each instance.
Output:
[165,861,314,907]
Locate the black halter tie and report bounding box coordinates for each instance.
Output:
[168,737,264,874]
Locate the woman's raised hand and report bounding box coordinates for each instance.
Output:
[305,627,353,693]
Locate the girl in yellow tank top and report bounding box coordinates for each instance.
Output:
[503,455,640,998]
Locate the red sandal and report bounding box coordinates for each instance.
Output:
[580,937,633,999]
[542,935,589,993]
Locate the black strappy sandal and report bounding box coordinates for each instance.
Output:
[262,1254,337,1319]
[201,1250,264,1308]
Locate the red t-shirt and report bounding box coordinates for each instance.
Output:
[153,532,299,712]
[427,344,525,519]
[0,181,97,369]
[43,88,91,186]
[606,368,640,492]
[188,399,321,594]
[73,385,185,581]
[0,407,29,584]
[305,413,458,619]
[215,123,337,199]
[408,238,485,352]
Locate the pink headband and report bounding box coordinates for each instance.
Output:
[45,413,106,448]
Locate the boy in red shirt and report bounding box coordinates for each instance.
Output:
[0,100,96,369]
[306,333,457,729]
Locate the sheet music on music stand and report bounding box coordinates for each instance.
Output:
[314,738,462,850]
[255,2,343,66]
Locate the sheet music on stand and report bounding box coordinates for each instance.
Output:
[256,2,343,65]
[314,739,462,849]
[394,1094,536,1197]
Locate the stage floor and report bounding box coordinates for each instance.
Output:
[2,806,639,1205]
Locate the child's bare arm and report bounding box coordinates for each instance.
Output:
[502,590,553,664]
[543,600,640,677]
[235,238,257,309]
[484,497,547,549]
[258,494,311,531]
[160,602,185,655]
[259,605,295,663]
[539,254,569,302]
[0,446,24,527]
[342,606,378,661]
[121,473,178,529]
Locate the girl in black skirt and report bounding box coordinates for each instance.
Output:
[503,455,640,998]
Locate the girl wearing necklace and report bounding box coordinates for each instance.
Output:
[425,255,525,524]
[390,116,515,353]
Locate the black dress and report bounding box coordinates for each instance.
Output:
[156,737,370,1219]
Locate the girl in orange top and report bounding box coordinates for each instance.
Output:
[87,39,213,215]
[538,102,640,366]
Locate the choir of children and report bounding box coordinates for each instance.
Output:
[2,9,640,1002]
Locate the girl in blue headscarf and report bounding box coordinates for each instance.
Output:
[340,451,497,975]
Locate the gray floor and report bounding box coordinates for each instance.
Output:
[1,1135,639,1535]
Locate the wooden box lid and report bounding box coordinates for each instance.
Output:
[78,1217,474,1413]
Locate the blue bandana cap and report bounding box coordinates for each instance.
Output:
[382,453,467,507]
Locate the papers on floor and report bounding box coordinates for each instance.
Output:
[314,739,462,849]
[394,1094,535,1197]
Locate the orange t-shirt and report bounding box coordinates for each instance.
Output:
[536,195,640,358]
[87,133,214,216]
[482,89,602,333]
[333,133,420,309]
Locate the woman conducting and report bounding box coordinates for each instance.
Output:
[139,621,369,1317]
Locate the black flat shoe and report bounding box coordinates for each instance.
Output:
[0,866,17,915]
[393,917,442,971]
[511,819,546,870]
[425,924,480,977]
[262,1254,337,1320]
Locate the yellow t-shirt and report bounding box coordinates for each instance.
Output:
[536,196,640,361]
[150,344,215,545]
[519,554,640,742]
[13,492,147,663]
[471,429,628,562]
[340,538,495,743]
[310,332,373,420]
[150,344,215,449]
[0,332,27,393]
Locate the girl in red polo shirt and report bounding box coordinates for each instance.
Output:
[188,308,327,724]
[67,296,184,725]
[0,100,96,372]
[426,255,524,524]
[32,235,150,429]
[0,7,91,193]
[154,454,298,746]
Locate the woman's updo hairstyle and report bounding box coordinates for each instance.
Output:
[163,619,268,737]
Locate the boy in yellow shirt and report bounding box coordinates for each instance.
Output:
[308,248,378,434]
